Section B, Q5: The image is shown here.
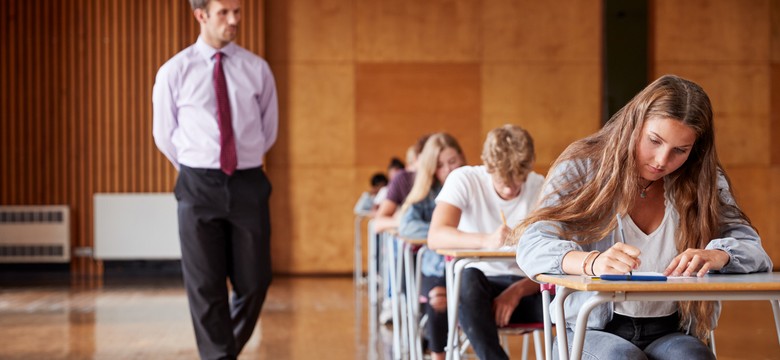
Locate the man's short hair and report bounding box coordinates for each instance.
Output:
[189,0,210,11]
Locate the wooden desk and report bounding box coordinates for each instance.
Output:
[436,249,516,360]
[535,273,780,360]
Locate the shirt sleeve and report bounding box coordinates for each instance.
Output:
[516,160,595,279]
[152,63,180,170]
[705,172,773,273]
[434,167,470,210]
[386,172,413,205]
[258,61,278,155]
[398,199,432,239]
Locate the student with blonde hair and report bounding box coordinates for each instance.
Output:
[428,125,545,360]
[515,75,772,359]
[398,133,466,360]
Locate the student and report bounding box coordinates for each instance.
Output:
[374,135,430,232]
[428,125,545,360]
[398,133,466,360]
[354,172,388,214]
[373,157,406,207]
[515,75,772,360]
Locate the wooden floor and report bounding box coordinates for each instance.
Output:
[0,274,778,359]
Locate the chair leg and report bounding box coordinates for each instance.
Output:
[709,330,716,356]
[533,330,543,360]
[521,333,529,360]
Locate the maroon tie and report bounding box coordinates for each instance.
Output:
[213,52,237,175]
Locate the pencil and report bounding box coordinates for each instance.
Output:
[500,210,507,226]
[615,214,632,276]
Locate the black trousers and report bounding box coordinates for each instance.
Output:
[458,268,544,360]
[175,165,273,360]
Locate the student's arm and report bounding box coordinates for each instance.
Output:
[667,171,773,276]
[373,199,399,232]
[427,202,509,250]
[398,200,431,239]
[493,277,539,327]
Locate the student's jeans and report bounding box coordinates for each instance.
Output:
[458,268,544,360]
[553,312,716,360]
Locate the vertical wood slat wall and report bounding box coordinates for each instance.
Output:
[0,0,265,276]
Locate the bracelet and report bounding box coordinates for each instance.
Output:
[581,250,599,276]
[589,252,603,276]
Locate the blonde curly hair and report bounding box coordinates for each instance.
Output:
[481,125,535,183]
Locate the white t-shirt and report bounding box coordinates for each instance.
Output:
[436,165,545,277]
[614,197,679,318]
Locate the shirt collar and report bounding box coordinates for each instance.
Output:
[195,36,239,61]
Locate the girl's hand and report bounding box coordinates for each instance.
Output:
[483,224,511,249]
[664,249,730,277]
[592,242,641,275]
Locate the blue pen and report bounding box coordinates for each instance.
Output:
[615,214,633,277]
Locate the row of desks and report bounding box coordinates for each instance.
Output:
[395,237,780,360]
[354,223,780,360]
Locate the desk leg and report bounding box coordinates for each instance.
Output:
[554,287,573,360]
[403,243,417,360]
[541,287,553,360]
[354,215,364,286]
[368,221,378,305]
[570,293,613,360]
[444,259,456,360]
[387,236,402,360]
[771,299,780,346]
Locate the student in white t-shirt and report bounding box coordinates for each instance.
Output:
[428,124,545,360]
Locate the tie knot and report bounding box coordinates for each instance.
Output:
[214,52,224,62]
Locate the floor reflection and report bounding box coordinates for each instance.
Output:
[0,275,392,360]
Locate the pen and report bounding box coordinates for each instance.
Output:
[500,210,507,226]
[615,214,632,277]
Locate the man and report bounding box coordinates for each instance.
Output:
[152,0,278,359]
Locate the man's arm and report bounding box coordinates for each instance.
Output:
[152,66,180,169]
[258,62,278,154]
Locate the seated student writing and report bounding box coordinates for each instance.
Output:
[354,172,389,214]
[428,125,545,360]
[398,133,466,360]
[515,74,772,360]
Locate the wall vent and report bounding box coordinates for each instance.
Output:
[0,206,70,263]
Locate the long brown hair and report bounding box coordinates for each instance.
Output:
[514,74,753,340]
[402,133,464,211]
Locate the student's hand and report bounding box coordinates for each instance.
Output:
[483,224,511,249]
[493,288,521,327]
[592,242,641,275]
[664,248,730,277]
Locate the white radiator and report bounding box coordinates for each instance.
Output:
[94,193,181,260]
[0,205,70,263]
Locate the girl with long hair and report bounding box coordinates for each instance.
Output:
[399,132,466,360]
[515,74,772,359]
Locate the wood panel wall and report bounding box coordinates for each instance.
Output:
[266,0,603,274]
[652,0,780,266]
[0,0,266,276]
[4,0,777,277]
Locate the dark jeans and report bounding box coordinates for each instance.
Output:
[420,274,448,353]
[175,165,273,360]
[554,312,715,360]
[458,268,543,360]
